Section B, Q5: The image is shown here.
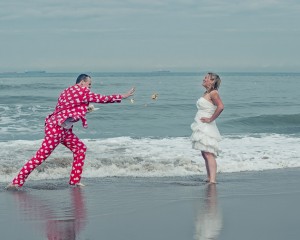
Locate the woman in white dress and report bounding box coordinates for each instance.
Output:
[191,73,224,183]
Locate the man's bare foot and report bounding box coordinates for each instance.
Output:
[208,181,217,184]
[203,178,210,183]
[5,183,19,191]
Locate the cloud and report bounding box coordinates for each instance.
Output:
[0,0,299,72]
[0,0,299,36]
[0,0,162,21]
[1,0,299,21]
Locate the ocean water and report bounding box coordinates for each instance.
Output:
[0,72,299,182]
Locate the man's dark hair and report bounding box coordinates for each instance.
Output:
[76,74,91,84]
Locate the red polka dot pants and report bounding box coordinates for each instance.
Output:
[12,125,87,187]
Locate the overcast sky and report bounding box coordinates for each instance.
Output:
[0,0,299,72]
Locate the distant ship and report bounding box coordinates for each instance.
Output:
[151,70,171,73]
[25,71,46,74]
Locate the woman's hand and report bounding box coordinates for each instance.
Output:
[200,117,211,123]
[122,87,135,99]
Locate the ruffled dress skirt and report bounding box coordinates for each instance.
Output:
[191,97,221,156]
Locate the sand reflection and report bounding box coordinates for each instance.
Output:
[194,184,222,240]
[12,188,86,240]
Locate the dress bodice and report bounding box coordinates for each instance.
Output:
[196,97,216,118]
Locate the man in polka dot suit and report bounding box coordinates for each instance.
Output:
[7,74,135,190]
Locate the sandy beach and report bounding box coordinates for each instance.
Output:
[0,168,299,240]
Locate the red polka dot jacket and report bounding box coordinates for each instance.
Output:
[45,84,122,128]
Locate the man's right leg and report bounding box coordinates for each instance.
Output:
[61,129,87,186]
[11,125,64,187]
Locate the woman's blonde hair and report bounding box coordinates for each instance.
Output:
[207,72,221,91]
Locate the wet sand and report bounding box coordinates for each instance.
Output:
[1,168,299,240]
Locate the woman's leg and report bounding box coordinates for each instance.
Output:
[201,151,210,182]
[61,129,87,185]
[202,151,217,183]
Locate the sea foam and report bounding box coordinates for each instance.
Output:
[0,134,299,182]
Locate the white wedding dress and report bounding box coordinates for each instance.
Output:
[191,97,221,156]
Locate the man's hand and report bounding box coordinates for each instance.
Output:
[122,87,135,99]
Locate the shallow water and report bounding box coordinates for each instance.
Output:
[1,168,300,240]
